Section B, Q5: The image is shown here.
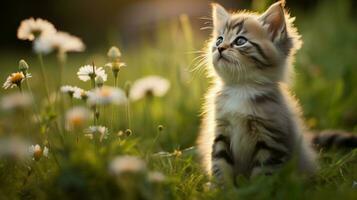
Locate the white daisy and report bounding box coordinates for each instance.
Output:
[84,125,109,142]
[65,106,91,131]
[60,85,82,97]
[34,31,85,54]
[73,87,88,100]
[130,76,170,101]
[109,156,147,176]
[3,72,31,89]
[54,31,85,53]
[17,18,56,41]
[60,85,75,95]
[77,65,107,82]
[87,86,127,106]
[148,171,166,183]
[1,92,33,111]
[29,144,48,161]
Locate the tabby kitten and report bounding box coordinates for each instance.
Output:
[197,1,317,184]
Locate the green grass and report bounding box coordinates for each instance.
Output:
[0,0,357,199]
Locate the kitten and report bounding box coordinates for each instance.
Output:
[197,0,357,185]
[197,1,315,185]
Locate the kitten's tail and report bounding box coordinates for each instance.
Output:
[312,130,357,150]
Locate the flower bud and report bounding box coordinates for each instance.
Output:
[19,59,29,73]
[33,147,42,161]
[157,125,164,132]
[173,149,182,157]
[124,129,132,137]
[107,46,121,61]
[95,76,104,88]
[29,144,48,161]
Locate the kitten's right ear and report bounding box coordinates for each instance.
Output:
[212,3,229,32]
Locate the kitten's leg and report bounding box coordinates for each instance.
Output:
[250,141,288,177]
[211,134,235,185]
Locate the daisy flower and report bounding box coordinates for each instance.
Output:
[109,156,147,176]
[65,106,91,131]
[17,18,56,41]
[105,46,126,78]
[77,65,107,82]
[148,171,166,183]
[3,72,31,90]
[60,85,82,98]
[84,125,109,142]
[130,76,170,101]
[73,87,88,100]
[1,92,33,111]
[60,85,75,96]
[29,144,49,161]
[34,31,85,54]
[87,86,127,106]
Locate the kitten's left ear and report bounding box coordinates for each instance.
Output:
[259,1,287,41]
[212,3,229,33]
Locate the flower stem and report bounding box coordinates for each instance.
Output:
[93,106,97,125]
[57,52,66,89]
[25,79,41,124]
[22,167,33,187]
[37,53,51,103]
[126,100,131,129]
[110,76,118,132]
[18,84,22,93]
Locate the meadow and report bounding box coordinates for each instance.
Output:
[0,0,356,199]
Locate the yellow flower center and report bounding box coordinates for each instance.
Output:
[33,148,43,161]
[70,116,84,127]
[173,150,182,157]
[100,88,111,97]
[11,72,25,83]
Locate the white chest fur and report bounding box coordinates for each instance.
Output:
[215,85,264,119]
[214,85,267,169]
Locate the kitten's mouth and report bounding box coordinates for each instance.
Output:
[217,55,230,62]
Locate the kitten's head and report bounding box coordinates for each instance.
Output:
[208,1,301,85]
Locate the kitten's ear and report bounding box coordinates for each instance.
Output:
[212,3,229,32]
[259,1,287,41]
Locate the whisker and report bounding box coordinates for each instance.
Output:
[200,17,212,21]
[200,27,213,31]
[186,50,207,55]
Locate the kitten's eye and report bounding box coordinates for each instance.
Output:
[216,36,223,46]
[234,36,248,46]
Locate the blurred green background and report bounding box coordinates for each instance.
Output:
[1,0,356,146]
[1,0,357,199]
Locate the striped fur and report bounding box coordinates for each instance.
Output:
[312,130,357,150]
[197,1,317,185]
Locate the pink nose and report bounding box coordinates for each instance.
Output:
[218,46,227,54]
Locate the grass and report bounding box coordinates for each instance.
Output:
[0,0,356,199]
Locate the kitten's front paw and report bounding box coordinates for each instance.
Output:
[203,181,219,191]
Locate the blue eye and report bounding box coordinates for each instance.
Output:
[216,36,223,46]
[234,36,247,46]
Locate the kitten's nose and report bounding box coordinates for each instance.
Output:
[218,46,227,54]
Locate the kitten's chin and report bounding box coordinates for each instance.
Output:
[213,55,230,66]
